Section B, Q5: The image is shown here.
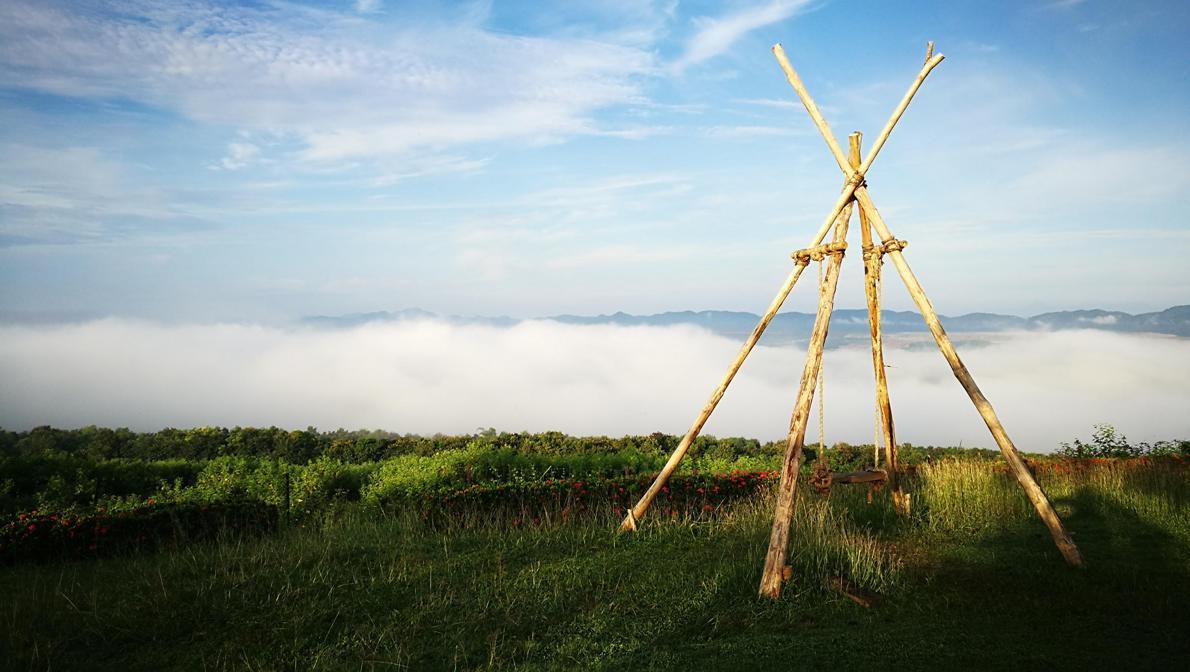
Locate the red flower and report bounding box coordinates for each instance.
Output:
[27,524,35,532]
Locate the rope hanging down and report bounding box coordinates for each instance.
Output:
[809,255,832,496]
[861,238,907,469]
[816,255,825,457]
[870,249,883,468]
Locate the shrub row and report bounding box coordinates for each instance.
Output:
[0,500,278,564]
[0,442,1062,519]
[0,427,775,463]
[393,470,778,526]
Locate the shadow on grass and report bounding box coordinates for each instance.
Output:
[568,481,1190,672]
[4,482,1186,672]
[879,485,1190,672]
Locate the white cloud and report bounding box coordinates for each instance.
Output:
[0,1,655,164]
[0,144,193,244]
[369,155,490,186]
[733,97,801,110]
[355,0,382,14]
[703,125,798,138]
[542,244,693,271]
[218,142,260,170]
[673,0,811,72]
[0,320,1186,452]
[1000,143,1190,210]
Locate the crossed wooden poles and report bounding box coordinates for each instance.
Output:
[618,42,1084,598]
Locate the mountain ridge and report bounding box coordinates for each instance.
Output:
[301,305,1190,339]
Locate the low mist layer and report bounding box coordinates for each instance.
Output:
[1,319,1186,452]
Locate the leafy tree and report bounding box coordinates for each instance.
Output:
[1059,424,1139,458]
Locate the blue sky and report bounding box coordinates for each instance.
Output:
[2,0,1188,323]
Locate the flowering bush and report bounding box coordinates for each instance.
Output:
[385,469,778,526]
[0,499,277,564]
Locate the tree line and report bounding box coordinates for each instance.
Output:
[0,426,783,464]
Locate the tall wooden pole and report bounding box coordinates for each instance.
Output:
[618,197,864,532]
[773,42,1081,565]
[772,44,945,181]
[624,45,943,533]
[854,134,900,498]
[618,260,811,531]
[758,173,854,598]
[854,189,1084,567]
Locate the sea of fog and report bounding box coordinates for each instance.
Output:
[1,319,1187,452]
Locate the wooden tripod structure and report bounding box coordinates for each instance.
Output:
[617,42,1084,598]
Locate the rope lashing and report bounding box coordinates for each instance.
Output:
[809,461,833,496]
[844,171,867,189]
[791,241,847,265]
[862,238,908,261]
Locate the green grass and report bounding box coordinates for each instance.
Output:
[2,459,1188,671]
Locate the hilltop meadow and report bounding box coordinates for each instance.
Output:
[1,426,1187,670]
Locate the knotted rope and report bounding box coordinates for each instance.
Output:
[810,255,831,497]
[792,241,847,266]
[862,238,908,261]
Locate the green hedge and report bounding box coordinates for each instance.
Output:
[0,500,278,564]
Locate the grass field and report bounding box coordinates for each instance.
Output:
[2,457,1188,671]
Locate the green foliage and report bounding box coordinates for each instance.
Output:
[913,459,1032,532]
[0,500,277,564]
[0,454,202,515]
[1057,424,1189,459]
[193,456,292,506]
[1059,423,1139,458]
[290,457,375,513]
[2,455,1188,670]
[0,426,775,463]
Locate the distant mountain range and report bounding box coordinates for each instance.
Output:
[301,305,1190,341]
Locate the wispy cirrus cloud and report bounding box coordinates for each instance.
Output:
[0,144,209,246]
[733,97,801,110]
[672,0,812,72]
[216,142,261,171]
[354,0,383,14]
[703,124,799,138]
[0,1,656,166]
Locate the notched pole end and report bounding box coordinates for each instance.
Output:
[618,509,638,533]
